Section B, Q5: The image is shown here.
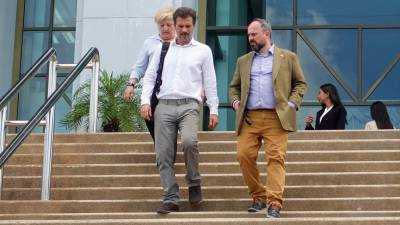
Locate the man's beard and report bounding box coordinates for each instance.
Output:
[177,33,191,43]
[250,41,265,53]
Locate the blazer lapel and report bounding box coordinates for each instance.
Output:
[272,47,284,81]
[243,52,254,89]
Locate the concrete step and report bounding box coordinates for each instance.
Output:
[1,198,400,213]
[5,150,400,165]
[3,185,400,200]
[4,172,400,188]
[1,211,400,220]
[0,217,400,225]
[5,161,400,176]
[13,139,400,154]
[7,130,400,144]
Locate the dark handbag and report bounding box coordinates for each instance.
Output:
[150,42,170,117]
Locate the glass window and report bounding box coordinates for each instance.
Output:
[207,0,249,26]
[54,76,72,132]
[208,0,290,26]
[214,108,236,131]
[297,35,353,101]
[298,0,400,25]
[363,29,400,97]
[265,0,292,25]
[18,77,73,132]
[18,77,46,121]
[387,106,400,129]
[369,63,400,100]
[302,29,357,93]
[272,30,292,51]
[209,35,248,103]
[24,0,51,27]
[52,31,75,63]
[21,31,49,74]
[53,0,77,27]
[344,106,370,129]
[19,0,77,133]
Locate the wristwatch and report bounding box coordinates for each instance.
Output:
[126,81,135,87]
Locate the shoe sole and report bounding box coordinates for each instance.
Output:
[267,215,280,218]
[248,207,266,213]
[248,208,259,213]
[266,212,281,218]
[157,209,179,214]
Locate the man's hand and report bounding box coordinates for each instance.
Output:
[123,86,135,102]
[305,115,314,125]
[140,104,152,121]
[233,100,240,111]
[208,114,219,129]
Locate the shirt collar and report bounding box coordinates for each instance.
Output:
[155,34,163,42]
[172,38,198,47]
[254,44,275,57]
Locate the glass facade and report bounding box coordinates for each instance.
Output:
[19,0,77,132]
[206,0,400,130]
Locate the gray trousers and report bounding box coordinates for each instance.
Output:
[154,98,201,205]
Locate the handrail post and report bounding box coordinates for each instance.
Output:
[88,56,99,133]
[41,55,57,200]
[0,106,7,199]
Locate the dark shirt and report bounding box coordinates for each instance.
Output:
[305,105,347,130]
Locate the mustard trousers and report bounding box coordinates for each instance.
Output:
[236,109,288,207]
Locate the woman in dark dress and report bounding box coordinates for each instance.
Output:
[305,83,347,130]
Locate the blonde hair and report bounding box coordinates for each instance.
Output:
[154,7,175,24]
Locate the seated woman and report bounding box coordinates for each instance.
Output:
[305,83,347,130]
[365,101,395,130]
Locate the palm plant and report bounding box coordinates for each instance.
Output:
[60,70,146,132]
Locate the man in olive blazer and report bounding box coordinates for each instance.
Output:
[230,42,307,135]
[229,18,307,218]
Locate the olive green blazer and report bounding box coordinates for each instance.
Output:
[229,47,307,135]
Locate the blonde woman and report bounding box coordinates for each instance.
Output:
[124,7,176,140]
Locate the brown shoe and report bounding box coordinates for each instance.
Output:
[156,202,179,214]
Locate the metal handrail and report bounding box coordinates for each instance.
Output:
[0,47,100,200]
[0,47,57,200]
[0,48,56,110]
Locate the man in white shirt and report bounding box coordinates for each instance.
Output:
[140,7,219,214]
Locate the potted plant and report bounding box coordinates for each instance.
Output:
[60,70,146,132]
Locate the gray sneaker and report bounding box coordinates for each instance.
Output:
[247,200,266,212]
[267,205,281,218]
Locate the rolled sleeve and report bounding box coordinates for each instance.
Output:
[130,42,150,81]
[202,47,219,116]
[140,45,161,106]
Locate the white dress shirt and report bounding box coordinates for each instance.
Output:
[365,120,378,130]
[141,38,219,115]
[319,105,334,122]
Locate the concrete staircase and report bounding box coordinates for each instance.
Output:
[0,130,399,224]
